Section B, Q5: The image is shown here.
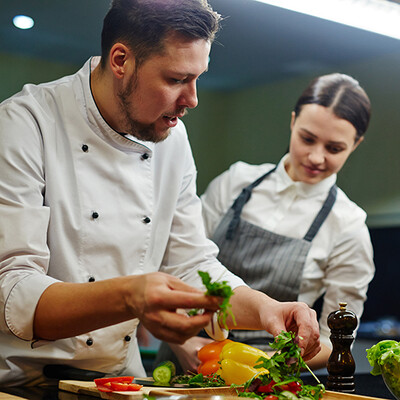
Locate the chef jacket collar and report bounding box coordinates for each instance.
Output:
[275,154,337,198]
[78,57,155,156]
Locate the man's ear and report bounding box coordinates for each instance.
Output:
[109,43,134,79]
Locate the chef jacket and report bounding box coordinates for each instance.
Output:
[0,57,246,386]
[201,158,375,348]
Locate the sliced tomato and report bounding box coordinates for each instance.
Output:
[95,376,134,385]
[110,382,143,391]
[264,395,278,400]
[94,376,136,392]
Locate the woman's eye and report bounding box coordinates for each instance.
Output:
[327,146,343,154]
[301,136,314,144]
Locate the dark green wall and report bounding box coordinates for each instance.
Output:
[1,51,400,227]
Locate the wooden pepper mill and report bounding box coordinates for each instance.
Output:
[326,302,358,393]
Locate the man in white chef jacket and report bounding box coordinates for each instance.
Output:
[0,0,320,386]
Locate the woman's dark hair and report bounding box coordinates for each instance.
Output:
[100,0,221,69]
[293,73,371,141]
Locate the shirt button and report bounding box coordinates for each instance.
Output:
[88,276,95,282]
[86,338,93,346]
[141,153,149,160]
[82,144,89,152]
[124,335,131,342]
[92,212,99,219]
[142,216,151,224]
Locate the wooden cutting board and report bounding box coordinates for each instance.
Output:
[59,380,390,400]
[0,394,29,400]
[59,379,240,399]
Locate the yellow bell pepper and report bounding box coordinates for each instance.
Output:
[216,342,269,385]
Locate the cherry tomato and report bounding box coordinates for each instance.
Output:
[198,359,220,376]
[257,381,276,394]
[287,381,302,393]
[197,339,232,363]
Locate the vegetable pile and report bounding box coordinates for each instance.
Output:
[238,331,325,400]
[367,340,400,399]
[152,331,325,399]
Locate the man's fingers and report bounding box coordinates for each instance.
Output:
[145,310,214,344]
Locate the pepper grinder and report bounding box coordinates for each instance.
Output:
[326,302,358,393]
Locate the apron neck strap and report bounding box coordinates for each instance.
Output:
[303,184,338,242]
[226,166,277,240]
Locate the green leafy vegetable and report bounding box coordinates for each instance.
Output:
[198,270,236,329]
[366,340,400,399]
[171,372,226,387]
[367,340,400,376]
[237,331,325,400]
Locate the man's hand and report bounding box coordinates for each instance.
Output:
[127,272,221,344]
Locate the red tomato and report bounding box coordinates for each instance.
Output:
[264,396,278,400]
[95,376,134,385]
[94,376,137,392]
[197,339,232,363]
[110,382,143,391]
[257,380,276,393]
[197,359,220,376]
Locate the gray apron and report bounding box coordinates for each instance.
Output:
[212,166,337,349]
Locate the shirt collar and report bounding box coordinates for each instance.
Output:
[78,57,155,155]
[275,154,337,197]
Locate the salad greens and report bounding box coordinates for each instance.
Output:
[367,340,400,375]
[171,372,226,387]
[197,270,236,329]
[367,340,400,399]
[238,331,325,400]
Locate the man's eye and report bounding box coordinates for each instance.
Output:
[171,78,185,84]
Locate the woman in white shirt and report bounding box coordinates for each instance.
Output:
[200,73,375,370]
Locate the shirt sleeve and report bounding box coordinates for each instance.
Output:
[318,211,375,348]
[159,132,246,290]
[0,100,59,340]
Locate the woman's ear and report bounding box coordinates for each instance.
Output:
[290,111,296,131]
[352,135,364,152]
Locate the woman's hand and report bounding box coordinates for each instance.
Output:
[169,336,214,373]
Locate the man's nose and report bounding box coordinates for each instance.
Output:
[179,82,198,109]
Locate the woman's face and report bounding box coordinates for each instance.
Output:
[286,104,363,184]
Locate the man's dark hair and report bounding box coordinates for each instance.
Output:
[100,0,221,69]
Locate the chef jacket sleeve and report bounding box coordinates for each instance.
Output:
[318,214,375,348]
[159,134,246,290]
[0,102,59,340]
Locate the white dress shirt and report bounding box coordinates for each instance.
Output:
[0,57,245,386]
[201,158,375,348]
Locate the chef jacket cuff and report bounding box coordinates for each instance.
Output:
[5,273,60,340]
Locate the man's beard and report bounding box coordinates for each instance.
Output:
[117,79,170,143]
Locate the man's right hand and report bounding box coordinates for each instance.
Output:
[127,272,221,344]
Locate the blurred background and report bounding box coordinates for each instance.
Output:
[1,0,400,374]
